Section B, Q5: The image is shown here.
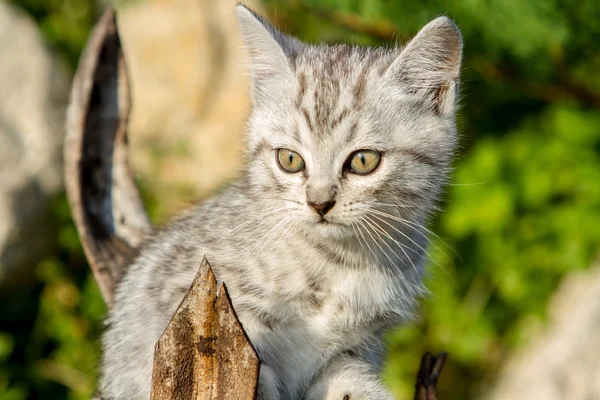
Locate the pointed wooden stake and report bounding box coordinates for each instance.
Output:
[150,258,260,400]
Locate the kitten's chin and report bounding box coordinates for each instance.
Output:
[310,218,350,240]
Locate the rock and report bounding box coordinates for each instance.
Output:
[117,0,260,218]
[0,3,69,288]
[485,260,600,400]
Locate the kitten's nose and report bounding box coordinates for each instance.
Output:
[308,200,336,216]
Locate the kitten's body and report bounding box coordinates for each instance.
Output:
[101,6,462,399]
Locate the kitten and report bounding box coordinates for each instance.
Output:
[101,5,462,400]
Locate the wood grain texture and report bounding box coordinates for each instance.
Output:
[150,258,260,400]
[64,8,152,307]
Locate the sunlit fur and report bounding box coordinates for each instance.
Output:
[101,5,462,399]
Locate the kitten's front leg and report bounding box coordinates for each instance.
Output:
[303,353,394,400]
[257,363,281,400]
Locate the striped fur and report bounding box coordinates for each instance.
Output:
[101,5,462,399]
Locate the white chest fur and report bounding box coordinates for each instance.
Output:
[236,260,413,399]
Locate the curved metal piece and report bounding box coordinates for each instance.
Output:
[65,8,152,308]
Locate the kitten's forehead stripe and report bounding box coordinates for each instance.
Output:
[251,138,270,158]
[301,107,314,132]
[345,120,360,144]
[296,72,307,108]
[353,66,368,105]
[292,45,386,141]
[329,108,350,131]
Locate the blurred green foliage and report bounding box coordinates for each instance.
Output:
[2,0,599,399]
[0,194,105,400]
[8,0,102,67]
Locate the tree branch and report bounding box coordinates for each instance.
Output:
[286,0,405,42]
[414,352,448,400]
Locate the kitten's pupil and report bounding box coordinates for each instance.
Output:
[359,153,366,165]
[288,153,294,163]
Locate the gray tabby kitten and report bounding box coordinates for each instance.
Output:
[101,5,462,400]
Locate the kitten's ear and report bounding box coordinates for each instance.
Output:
[236,5,301,103]
[386,17,462,115]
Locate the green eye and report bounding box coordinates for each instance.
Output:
[277,149,305,173]
[348,150,382,175]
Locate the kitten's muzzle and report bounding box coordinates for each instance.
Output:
[308,200,336,217]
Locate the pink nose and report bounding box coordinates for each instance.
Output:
[308,201,336,216]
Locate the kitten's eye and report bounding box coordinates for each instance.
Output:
[277,149,305,173]
[347,150,382,175]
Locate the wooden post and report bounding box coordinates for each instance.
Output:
[150,259,260,399]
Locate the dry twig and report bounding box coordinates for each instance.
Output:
[414,352,448,400]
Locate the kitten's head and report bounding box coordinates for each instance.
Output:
[237,5,462,240]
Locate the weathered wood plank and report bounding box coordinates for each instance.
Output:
[64,8,152,307]
[150,258,260,400]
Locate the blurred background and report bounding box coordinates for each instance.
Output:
[0,0,599,399]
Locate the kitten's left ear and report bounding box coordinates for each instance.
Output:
[236,5,301,104]
[386,17,463,115]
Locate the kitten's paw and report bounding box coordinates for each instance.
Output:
[321,388,394,400]
[304,367,394,400]
[306,381,394,400]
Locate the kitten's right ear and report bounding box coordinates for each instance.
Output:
[236,5,301,103]
[385,17,462,115]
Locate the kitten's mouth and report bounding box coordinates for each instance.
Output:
[317,217,334,225]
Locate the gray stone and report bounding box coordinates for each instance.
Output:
[485,260,600,400]
[0,3,69,288]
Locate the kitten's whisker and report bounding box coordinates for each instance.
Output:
[352,220,378,263]
[367,213,446,273]
[395,216,459,261]
[369,202,416,209]
[368,212,432,259]
[260,197,304,206]
[279,218,298,244]
[367,208,458,260]
[360,217,407,281]
[360,217,390,263]
[248,212,298,257]
[215,207,295,244]
[257,215,298,256]
[235,209,295,246]
[243,216,288,256]
[363,215,419,277]
[448,182,490,187]
[362,215,421,257]
[371,209,447,262]
[364,221,422,296]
